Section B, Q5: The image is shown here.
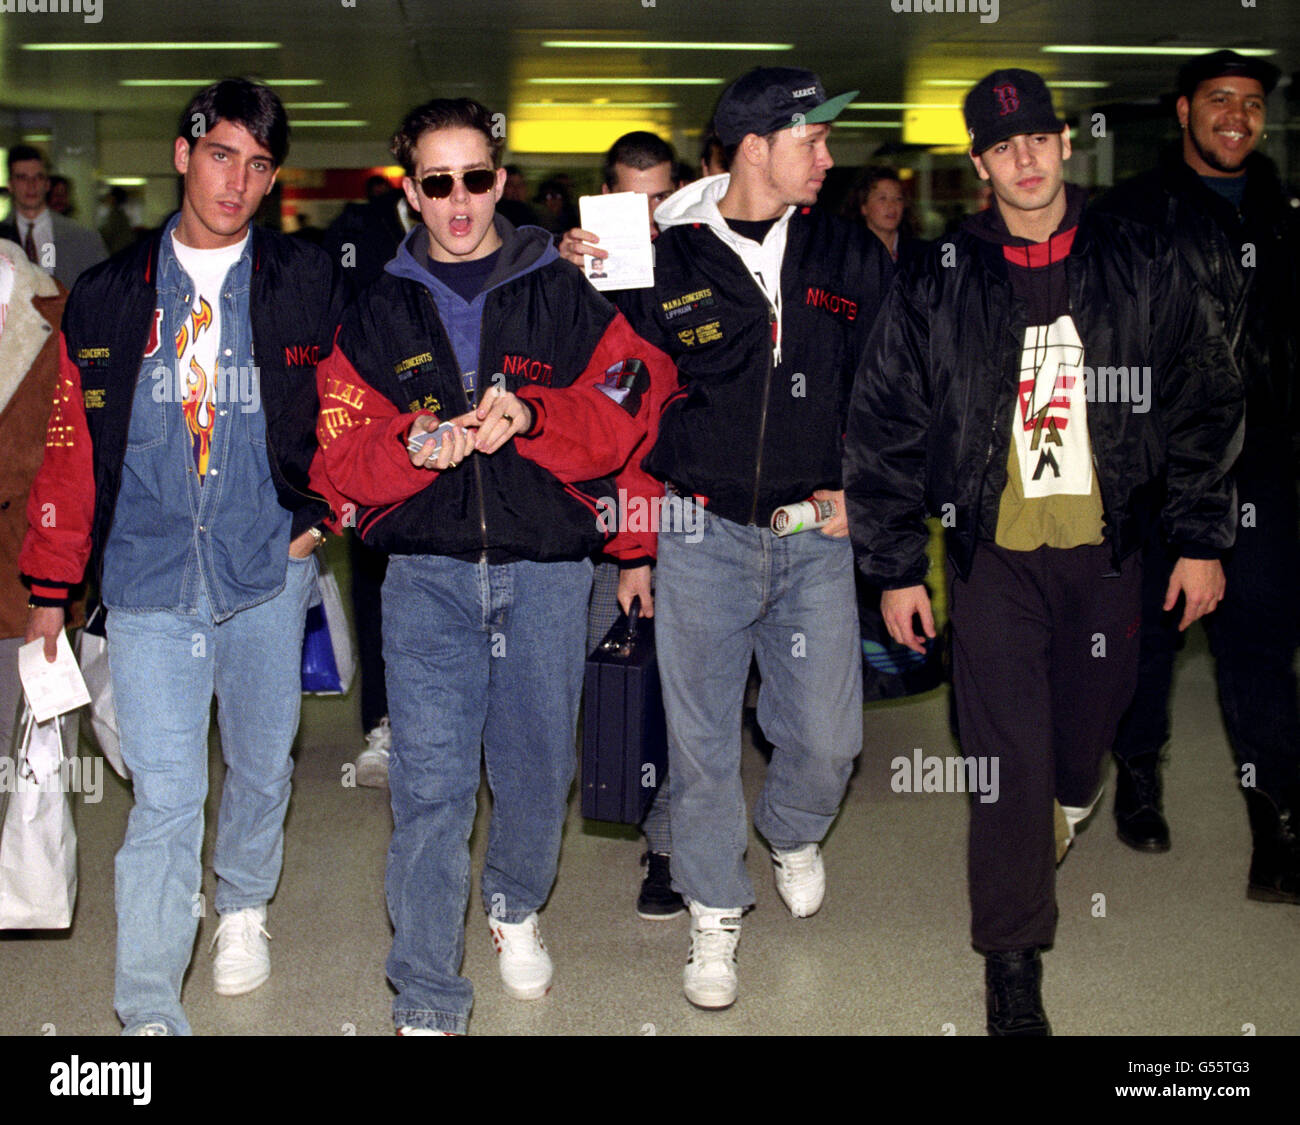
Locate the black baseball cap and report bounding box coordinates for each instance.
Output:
[964,68,1066,155]
[1176,49,1280,99]
[711,67,857,147]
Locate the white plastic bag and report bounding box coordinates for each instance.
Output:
[0,707,77,929]
[74,608,130,780]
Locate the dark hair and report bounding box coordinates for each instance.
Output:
[533,177,569,203]
[699,130,730,173]
[6,144,47,177]
[108,185,128,205]
[178,78,290,167]
[601,131,675,189]
[847,165,899,214]
[390,98,503,177]
[721,131,776,172]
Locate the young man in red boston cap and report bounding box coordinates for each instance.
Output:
[845,68,1242,1033]
[618,67,893,1010]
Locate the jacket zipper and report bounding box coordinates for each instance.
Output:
[421,288,489,553]
[748,303,778,526]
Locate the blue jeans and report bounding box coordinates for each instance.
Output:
[656,509,863,909]
[382,554,592,1034]
[106,555,317,1035]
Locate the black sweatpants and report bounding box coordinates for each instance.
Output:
[949,540,1141,952]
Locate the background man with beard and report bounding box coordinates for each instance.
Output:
[1099,51,1300,903]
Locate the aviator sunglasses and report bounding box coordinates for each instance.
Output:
[417,168,497,198]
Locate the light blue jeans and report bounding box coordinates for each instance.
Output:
[655,509,863,909]
[106,555,317,1035]
[382,553,592,1034]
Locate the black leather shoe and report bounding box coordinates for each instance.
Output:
[1244,789,1300,904]
[636,852,685,920]
[1114,753,1170,852]
[985,949,1051,1037]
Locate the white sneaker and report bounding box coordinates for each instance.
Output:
[772,843,825,917]
[356,718,391,788]
[397,1026,456,1036]
[356,717,390,785]
[211,905,271,996]
[1057,784,1105,863]
[683,900,741,1009]
[487,912,553,1000]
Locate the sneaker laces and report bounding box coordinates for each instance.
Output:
[491,917,545,957]
[364,717,392,753]
[775,847,818,884]
[642,852,672,885]
[990,957,1041,1019]
[689,922,739,967]
[210,910,271,952]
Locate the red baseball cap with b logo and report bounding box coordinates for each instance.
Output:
[964,68,1066,155]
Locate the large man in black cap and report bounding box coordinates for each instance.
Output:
[619,67,892,1010]
[1100,51,1300,902]
[846,68,1241,1034]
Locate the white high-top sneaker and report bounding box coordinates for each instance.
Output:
[771,843,825,917]
[211,905,272,996]
[683,901,742,1009]
[487,912,553,1000]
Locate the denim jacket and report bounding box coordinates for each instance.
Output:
[100,216,290,619]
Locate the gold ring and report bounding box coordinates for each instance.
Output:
[503,412,514,424]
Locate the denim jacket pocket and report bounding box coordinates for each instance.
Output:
[125,368,167,452]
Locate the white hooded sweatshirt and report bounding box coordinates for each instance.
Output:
[652,173,795,365]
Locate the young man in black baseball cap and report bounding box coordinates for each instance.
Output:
[845,67,1243,1034]
[1099,50,1300,902]
[618,66,892,1010]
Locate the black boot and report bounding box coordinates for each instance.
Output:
[1244,789,1300,904]
[636,852,685,920]
[985,949,1051,1037]
[1114,752,1170,852]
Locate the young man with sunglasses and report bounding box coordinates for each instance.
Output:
[311,97,673,1035]
[21,79,344,1035]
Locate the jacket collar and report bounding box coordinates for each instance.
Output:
[0,239,61,415]
[143,212,264,285]
[385,214,557,301]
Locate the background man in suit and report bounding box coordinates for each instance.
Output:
[1,145,107,288]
